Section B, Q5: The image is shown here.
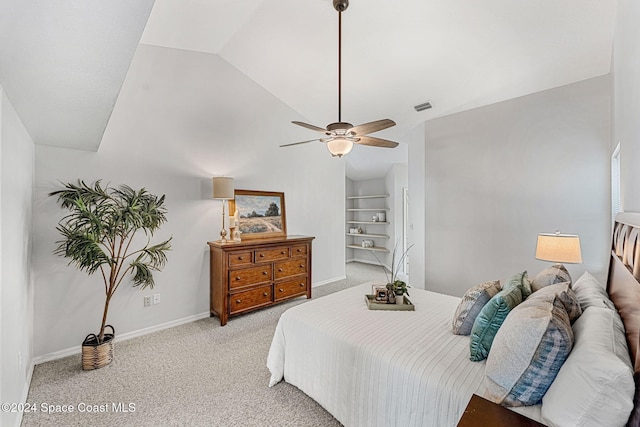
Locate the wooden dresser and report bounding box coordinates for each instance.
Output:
[208,235,314,326]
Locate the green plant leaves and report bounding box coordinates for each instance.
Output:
[50,180,172,342]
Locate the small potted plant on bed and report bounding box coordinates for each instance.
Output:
[50,180,172,370]
[373,242,413,304]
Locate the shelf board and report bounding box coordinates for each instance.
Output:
[346,208,390,212]
[346,221,390,225]
[346,245,390,253]
[346,233,390,238]
[347,194,389,200]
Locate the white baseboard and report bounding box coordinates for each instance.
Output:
[33,312,211,365]
[312,275,346,287]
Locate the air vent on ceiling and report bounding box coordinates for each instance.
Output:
[414,102,432,112]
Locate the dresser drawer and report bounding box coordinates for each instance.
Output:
[229,265,272,289]
[274,279,307,301]
[274,259,307,280]
[228,251,253,267]
[229,285,272,314]
[255,246,290,262]
[291,244,307,257]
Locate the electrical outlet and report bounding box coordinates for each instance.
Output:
[153,293,160,305]
[143,296,152,307]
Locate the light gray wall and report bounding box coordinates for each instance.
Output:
[1,85,35,427]
[613,0,640,211]
[32,45,346,359]
[422,76,611,297]
[407,123,426,289]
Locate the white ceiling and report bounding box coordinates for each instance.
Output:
[0,0,616,180]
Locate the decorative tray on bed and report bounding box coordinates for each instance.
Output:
[364,295,415,311]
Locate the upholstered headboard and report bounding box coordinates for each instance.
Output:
[608,213,640,427]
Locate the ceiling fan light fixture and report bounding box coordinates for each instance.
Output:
[327,138,353,157]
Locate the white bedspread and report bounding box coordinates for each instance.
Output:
[267,282,494,426]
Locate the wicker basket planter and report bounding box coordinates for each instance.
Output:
[81,325,115,370]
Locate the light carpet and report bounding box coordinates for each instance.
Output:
[21,262,387,427]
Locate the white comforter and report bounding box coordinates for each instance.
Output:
[267,282,492,426]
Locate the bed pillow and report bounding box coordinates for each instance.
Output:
[573,271,616,311]
[469,277,525,362]
[452,280,501,335]
[531,264,572,292]
[571,271,615,310]
[541,306,634,427]
[484,295,573,406]
[530,282,582,322]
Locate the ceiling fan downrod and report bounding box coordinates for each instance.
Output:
[335,0,348,123]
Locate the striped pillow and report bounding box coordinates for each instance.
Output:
[452,280,501,335]
[532,264,572,292]
[484,295,573,406]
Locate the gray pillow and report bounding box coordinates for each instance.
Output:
[452,280,501,335]
[484,295,573,406]
[571,271,615,310]
[532,264,572,292]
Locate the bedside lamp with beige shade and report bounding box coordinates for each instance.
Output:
[212,177,234,243]
[535,231,583,265]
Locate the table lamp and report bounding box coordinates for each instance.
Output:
[535,231,582,267]
[212,177,234,243]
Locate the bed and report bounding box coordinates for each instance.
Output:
[267,213,640,427]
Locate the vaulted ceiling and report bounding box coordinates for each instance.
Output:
[0,0,616,180]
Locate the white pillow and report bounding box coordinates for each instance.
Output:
[541,306,634,427]
[571,271,615,310]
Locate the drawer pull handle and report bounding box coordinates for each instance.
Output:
[299,283,304,287]
[236,299,241,304]
[235,276,241,281]
[279,288,284,292]
[297,249,302,252]
[278,268,283,272]
[262,271,268,275]
[259,254,265,257]
[281,251,286,254]
[263,292,268,297]
[299,264,304,268]
[238,256,244,260]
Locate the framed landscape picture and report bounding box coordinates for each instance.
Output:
[229,190,286,240]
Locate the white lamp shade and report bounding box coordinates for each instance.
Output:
[535,233,582,263]
[326,138,353,157]
[212,177,234,199]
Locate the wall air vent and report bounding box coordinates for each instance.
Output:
[414,102,432,112]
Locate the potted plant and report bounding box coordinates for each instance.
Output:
[373,241,413,303]
[50,180,172,370]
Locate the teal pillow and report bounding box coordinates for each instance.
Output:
[469,280,525,361]
[504,271,533,299]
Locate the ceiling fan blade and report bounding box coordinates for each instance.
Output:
[292,121,328,133]
[355,135,399,148]
[349,119,396,136]
[280,139,321,147]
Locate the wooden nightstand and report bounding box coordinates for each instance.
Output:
[457,394,546,427]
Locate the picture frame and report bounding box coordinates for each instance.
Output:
[229,190,287,240]
[372,286,388,302]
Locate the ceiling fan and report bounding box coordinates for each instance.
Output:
[280,0,399,158]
